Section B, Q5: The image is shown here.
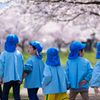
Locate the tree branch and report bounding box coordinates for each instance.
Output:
[34,0,100,4]
[81,9,100,16]
[90,11,100,16]
[68,1,100,5]
[56,13,84,22]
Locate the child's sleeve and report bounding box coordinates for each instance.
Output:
[0,53,4,78]
[24,59,33,74]
[84,61,93,82]
[91,62,100,88]
[42,65,52,87]
[65,61,71,88]
[64,71,70,88]
[20,53,24,72]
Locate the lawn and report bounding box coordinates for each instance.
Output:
[22,51,99,68]
[8,51,98,99]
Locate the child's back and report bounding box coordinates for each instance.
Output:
[0,34,24,100]
[22,41,45,100]
[42,64,67,94]
[65,57,92,89]
[42,47,69,100]
[65,41,93,100]
[24,55,45,88]
[91,42,100,95]
[0,50,24,83]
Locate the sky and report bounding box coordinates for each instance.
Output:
[0,0,21,12]
[0,0,10,3]
[0,1,12,10]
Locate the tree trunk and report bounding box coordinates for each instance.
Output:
[19,38,28,52]
[58,44,61,52]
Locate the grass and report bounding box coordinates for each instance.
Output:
[22,51,98,68]
[8,51,98,99]
[84,52,99,67]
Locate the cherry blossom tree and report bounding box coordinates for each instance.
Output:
[1,0,100,29]
[0,0,100,52]
[0,7,35,52]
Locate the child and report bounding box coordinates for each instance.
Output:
[91,42,100,95]
[0,41,2,100]
[0,34,24,100]
[42,47,69,100]
[22,41,45,100]
[65,41,93,100]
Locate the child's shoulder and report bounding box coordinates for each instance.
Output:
[15,50,22,54]
[1,50,22,54]
[0,51,7,56]
[95,60,100,66]
[67,57,90,63]
[13,50,23,57]
[27,56,39,61]
[79,57,90,64]
[45,64,63,69]
[67,57,89,62]
[80,57,89,61]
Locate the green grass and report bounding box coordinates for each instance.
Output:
[22,51,98,68]
[8,51,98,99]
[84,52,99,68]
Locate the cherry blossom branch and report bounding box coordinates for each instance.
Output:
[68,1,100,5]
[55,13,84,22]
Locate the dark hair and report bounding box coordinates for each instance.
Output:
[80,49,84,52]
[30,44,36,50]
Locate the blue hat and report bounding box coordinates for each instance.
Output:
[46,48,60,66]
[68,41,86,59]
[96,42,100,59]
[4,34,20,52]
[29,41,43,59]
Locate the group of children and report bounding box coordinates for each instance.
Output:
[0,34,100,100]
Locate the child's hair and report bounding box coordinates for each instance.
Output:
[80,49,84,52]
[30,44,36,50]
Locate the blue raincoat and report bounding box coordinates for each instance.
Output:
[65,57,93,89]
[24,55,45,88]
[0,50,24,83]
[91,60,100,87]
[42,64,70,95]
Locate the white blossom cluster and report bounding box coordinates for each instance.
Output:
[0,0,100,51]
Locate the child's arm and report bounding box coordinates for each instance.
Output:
[22,70,31,83]
[91,62,100,94]
[65,61,71,88]
[79,62,93,86]
[0,54,4,80]
[22,73,28,80]
[22,59,33,83]
[0,78,3,85]
[94,87,100,95]
[22,72,27,83]
[42,65,52,87]
[84,62,93,82]
[79,80,87,86]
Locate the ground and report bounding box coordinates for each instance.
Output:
[9,94,100,100]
